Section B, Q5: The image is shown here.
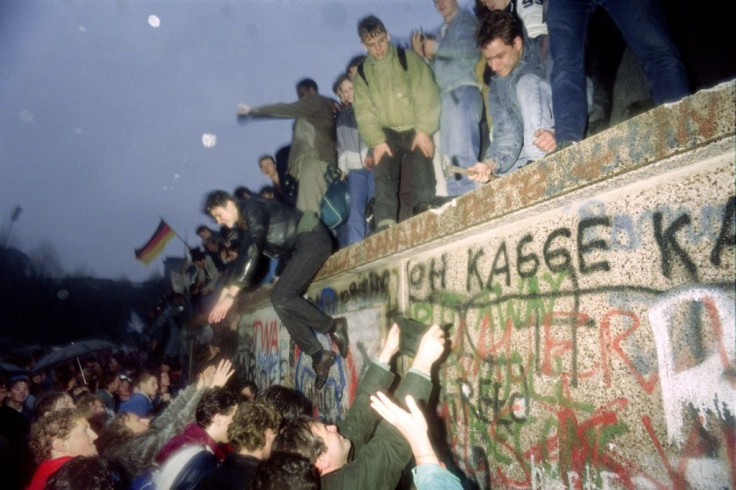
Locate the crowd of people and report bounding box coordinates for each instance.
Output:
[185,0,690,396]
[226,0,688,242]
[1,320,460,490]
[2,1,697,488]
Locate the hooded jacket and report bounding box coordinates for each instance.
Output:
[353,44,441,148]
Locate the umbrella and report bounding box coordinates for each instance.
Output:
[0,361,28,376]
[32,339,116,378]
[10,344,46,357]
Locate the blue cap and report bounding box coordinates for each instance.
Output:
[118,393,153,418]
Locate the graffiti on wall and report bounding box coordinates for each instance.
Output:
[235,308,291,388]
[408,195,735,488]
[314,270,392,314]
[294,306,385,422]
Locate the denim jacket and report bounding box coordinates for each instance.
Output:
[431,8,481,95]
[483,42,545,174]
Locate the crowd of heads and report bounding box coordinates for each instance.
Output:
[2,2,702,488]
[0,339,331,489]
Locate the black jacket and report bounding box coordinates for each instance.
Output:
[193,453,259,490]
[224,197,303,288]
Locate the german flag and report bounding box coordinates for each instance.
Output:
[135,219,176,265]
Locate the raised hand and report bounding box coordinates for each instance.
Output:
[209,359,235,388]
[197,365,216,389]
[411,324,446,375]
[377,323,401,364]
[370,392,438,465]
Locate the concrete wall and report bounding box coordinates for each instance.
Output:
[232,81,735,489]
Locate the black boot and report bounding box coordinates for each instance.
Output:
[312,350,336,390]
[329,317,350,358]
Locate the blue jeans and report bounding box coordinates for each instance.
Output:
[441,85,483,196]
[346,168,374,245]
[548,0,689,142]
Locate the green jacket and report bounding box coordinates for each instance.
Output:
[322,362,432,490]
[252,94,336,179]
[353,45,441,148]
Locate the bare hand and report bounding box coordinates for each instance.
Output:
[373,142,393,166]
[363,155,375,170]
[378,323,400,364]
[412,324,446,375]
[236,104,252,116]
[411,132,434,158]
[209,359,235,388]
[370,392,439,465]
[209,296,235,323]
[533,128,556,153]
[411,32,425,56]
[197,365,216,389]
[423,38,437,58]
[468,161,494,183]
[370,391,428,439]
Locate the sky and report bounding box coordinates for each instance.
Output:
[0,0,458,281]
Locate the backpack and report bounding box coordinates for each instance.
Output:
[357,47,408,86]
[320,165,350,230]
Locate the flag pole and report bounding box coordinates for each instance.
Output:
[161,217,190,249]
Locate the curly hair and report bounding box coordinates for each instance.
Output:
[75,392,102,417]
[257,385,313,424]
[251,451,320,490]
[228,401,282,453]
[195,387,239,428]
[271,416,326,464]
[95,413,135,455]
[34,391,74,419]
[29,407,85,463]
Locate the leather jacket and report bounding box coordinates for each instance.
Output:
[224,197,302,288]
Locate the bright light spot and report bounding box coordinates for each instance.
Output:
[148,15,161,28]
[19,110,34,123]
[202,133,217,148]
[74,127,82,134]
[460,382,472,399]
[173,174,181,180]
[79,25,86,32]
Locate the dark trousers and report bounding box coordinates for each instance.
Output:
[270,223,334,356]
[373,128,436,227]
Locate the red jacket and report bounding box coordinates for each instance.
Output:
[155,423,225,465]
[26,456,73,490]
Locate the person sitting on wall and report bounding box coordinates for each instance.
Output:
[204,190,350,390]
[469,10,556,183]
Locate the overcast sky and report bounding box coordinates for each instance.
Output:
[0,0,459,281]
